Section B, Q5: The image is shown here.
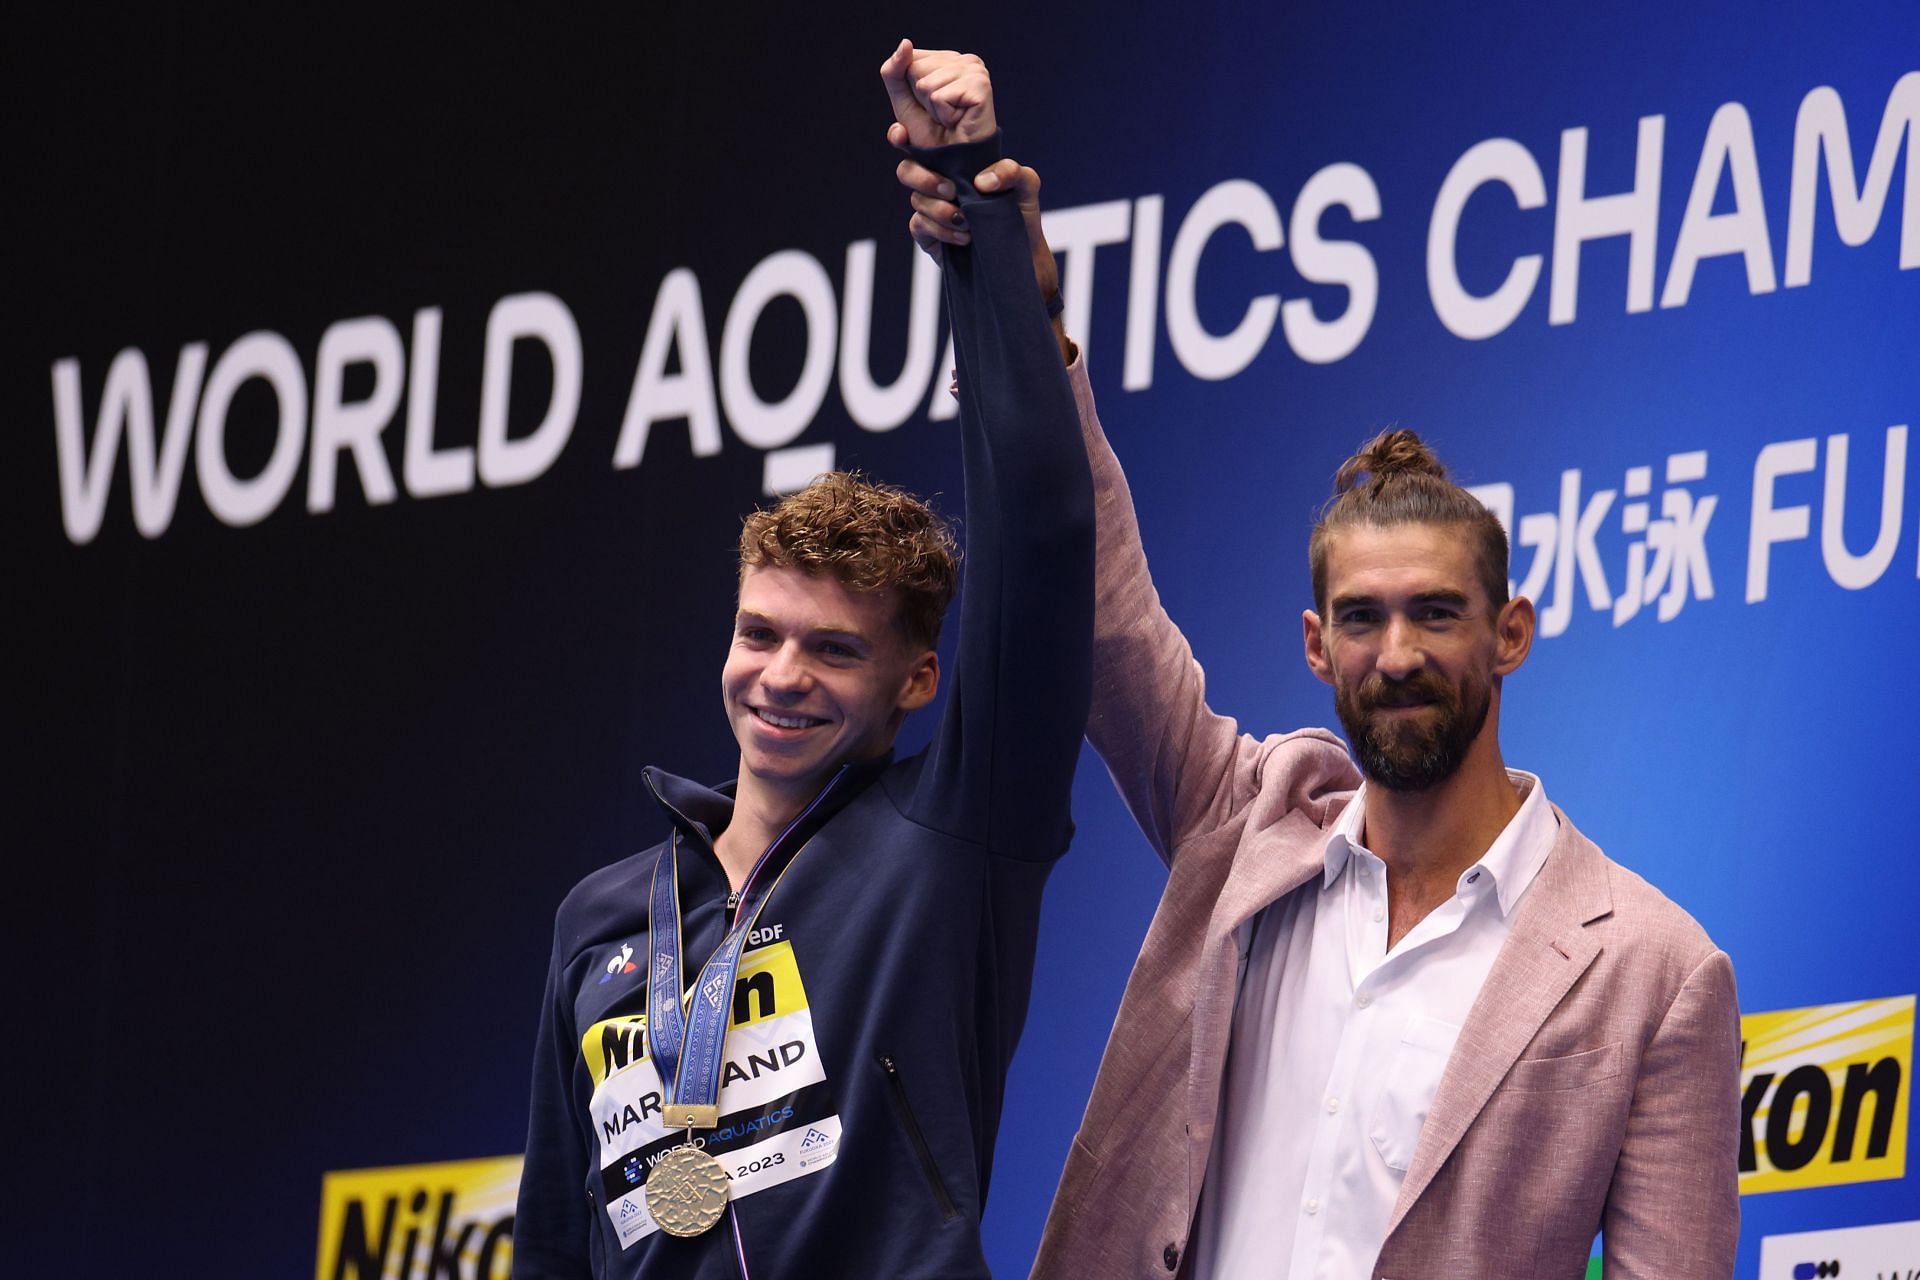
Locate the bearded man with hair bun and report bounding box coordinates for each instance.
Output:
[896,57,1740,1280]
[1310,430,1516,795]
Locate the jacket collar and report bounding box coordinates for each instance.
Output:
[1183,794,1615,1233]
[641,751,893,855]
[1385,804,1613,1236]
[1187,804,1345,1214]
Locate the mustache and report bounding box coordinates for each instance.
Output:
[1356,673,1455,710]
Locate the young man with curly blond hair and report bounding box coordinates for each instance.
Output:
[513,42,1093,1280]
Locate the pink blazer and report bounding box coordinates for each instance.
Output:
[1032,364,1741,1280]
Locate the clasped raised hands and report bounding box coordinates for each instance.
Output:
[880,41,1070,363]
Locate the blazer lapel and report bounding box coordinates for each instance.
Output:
[1385,810,1613,1235]
[1186,807,1336,1212]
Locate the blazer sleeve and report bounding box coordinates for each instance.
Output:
[906,134,1095,861]
[1066,362,1288,864]
[1600,947,1742,1280]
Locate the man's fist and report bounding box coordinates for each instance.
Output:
[879,40,996,149]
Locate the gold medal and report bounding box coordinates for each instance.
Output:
[646,1142,731,1237]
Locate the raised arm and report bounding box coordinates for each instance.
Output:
[1069,361,1309,861]
[879,43,1093,859]
[896,137,1332,863]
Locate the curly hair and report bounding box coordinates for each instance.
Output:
[739,471,959,650]
[1308,428,1509,613]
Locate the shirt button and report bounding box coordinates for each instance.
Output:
[1326,1096,1341,1113]
[1356,993,1372,1009]
[1163,1243,1180,1271]
[1373,907,1385,922]
[1306,1197,1321,1215]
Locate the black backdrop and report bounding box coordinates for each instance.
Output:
[11,10,1071,1273]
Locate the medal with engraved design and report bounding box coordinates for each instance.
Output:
[645,1141,731,1237]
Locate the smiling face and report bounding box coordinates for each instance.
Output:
[723,565,939,808]
[1304,522,1533,792]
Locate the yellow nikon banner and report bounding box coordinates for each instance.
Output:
[1739,995,1913,1195]
[315,1154,522,1280]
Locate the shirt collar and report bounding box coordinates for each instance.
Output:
[1476,770,1556,916]
[1322,786,1368,886]
[1322,769,1557,917]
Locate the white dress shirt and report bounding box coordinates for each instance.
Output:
[1192,770,1559,1280]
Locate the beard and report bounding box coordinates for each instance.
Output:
[1334,668,1491,792]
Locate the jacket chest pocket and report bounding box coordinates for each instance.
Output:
[1367,1014,1460,1172]
[1502,1040,1623,1092]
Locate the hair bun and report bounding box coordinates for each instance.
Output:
[1333,428,1447,493]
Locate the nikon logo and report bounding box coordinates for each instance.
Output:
[315,1155,520,1280]
[1739,995,1913,1195]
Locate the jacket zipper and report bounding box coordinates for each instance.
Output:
[878,1055,959,1222]
[725,764,846,925]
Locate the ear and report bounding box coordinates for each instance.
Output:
[896,649,941,713]
[1493,595,1535,676]
[1302,609,1335,686]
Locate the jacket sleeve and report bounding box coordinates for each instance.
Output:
[1064,361,1284,865]
[512,922,592,1279]
[906,134,1094,861]
[1600,947,1742,1279]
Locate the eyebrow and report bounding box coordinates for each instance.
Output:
[735,611,874,644]
[1329,589,1473,612]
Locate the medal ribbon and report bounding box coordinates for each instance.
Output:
[647,766,848,1125]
